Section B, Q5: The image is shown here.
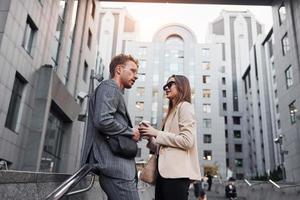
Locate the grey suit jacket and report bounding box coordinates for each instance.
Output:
[81,79,136,180]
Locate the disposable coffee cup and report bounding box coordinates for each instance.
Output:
[138,120,151,140]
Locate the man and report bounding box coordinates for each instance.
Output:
[194,179,206,200]
[81,54,140,200]
[207,173,213,191]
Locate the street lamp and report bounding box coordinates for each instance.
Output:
[274,134,288,180]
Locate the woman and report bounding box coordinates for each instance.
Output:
[139,75,201,200]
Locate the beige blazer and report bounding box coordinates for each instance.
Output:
[155,101,201,180]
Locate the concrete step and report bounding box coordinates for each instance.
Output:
[188,190,247,200]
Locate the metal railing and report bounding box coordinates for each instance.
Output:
[244,179,300,190]
[45,164,96,200]
[244,179,268,187]
[269,179,300,189]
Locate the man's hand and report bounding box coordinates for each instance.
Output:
[132,127,141,142]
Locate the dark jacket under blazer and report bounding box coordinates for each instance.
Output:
[81,79,136,180]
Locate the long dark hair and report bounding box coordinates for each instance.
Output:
[163,74,191,126]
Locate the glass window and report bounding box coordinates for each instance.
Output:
[51,1,67,67]
[64,0,79,84]
[222,90,226,97]
[203,89,211,98]
[137,87,145,96]
[203,150,212,160]
[139,46,147,59]
[225,129,228,138]
[234,130,241,138]
[235,144,243,152]
[203,75,211,84]
[40,110,66,173]
[151,101,158,127]
[134,116,143,125]
[91,0,96,18]
[201,48,210,57]
[59,0,66,18]
[220,65,226,73]
[233,117,240,125]
[268,39,274,57]
[138,73,146,82]
[201,62,211,70]
[289,101,297,124]
[281,33,290,56]
[203,134,212,143]
[87,29,92,49]
[285,65,293,89]
[136,101,144,111]
[223,103,227,111]
[203,118,212,128]
[139,60,146,69]
[235,159,243,167]
[224,116,227,124]
[222,77,226,85]
[221,43,226,61]
[83,61,88,82]
[203,104,211,113]
[5,73,27,132]
[278,2,286,25]
[22,15,38,55]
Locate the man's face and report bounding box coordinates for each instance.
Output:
[119,61,138,89]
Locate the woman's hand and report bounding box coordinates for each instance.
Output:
[138,123,159,138]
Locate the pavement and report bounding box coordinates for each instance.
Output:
[188,190,247,200]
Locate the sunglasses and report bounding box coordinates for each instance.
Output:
[163,81,176,91]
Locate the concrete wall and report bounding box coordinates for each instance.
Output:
[0,170,156,200]
[0,170,106,200]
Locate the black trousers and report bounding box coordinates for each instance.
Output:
[155,172,190,200]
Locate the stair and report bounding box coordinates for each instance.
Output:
[188,190,247,200]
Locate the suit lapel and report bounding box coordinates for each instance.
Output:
[120,95,133,128]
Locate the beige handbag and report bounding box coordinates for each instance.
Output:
[140,155,157,184]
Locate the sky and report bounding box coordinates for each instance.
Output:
[100,2,273,43]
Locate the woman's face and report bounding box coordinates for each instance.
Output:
[163,77,178,100]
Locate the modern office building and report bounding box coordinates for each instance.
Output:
[271,0,300,182]
[242,32,278,178]
[97,7,139,79]
[125,24,226,178]
[207,10,265,179]
[0,0,100,173]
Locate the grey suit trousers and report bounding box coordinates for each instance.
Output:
[99,174,140,200]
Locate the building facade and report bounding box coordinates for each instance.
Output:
[271,0,300,182]
[242,32,278,178]
[207,10,265,179]
[0,0,100,173]
[97,7,139,79]
[125,24,226,178]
